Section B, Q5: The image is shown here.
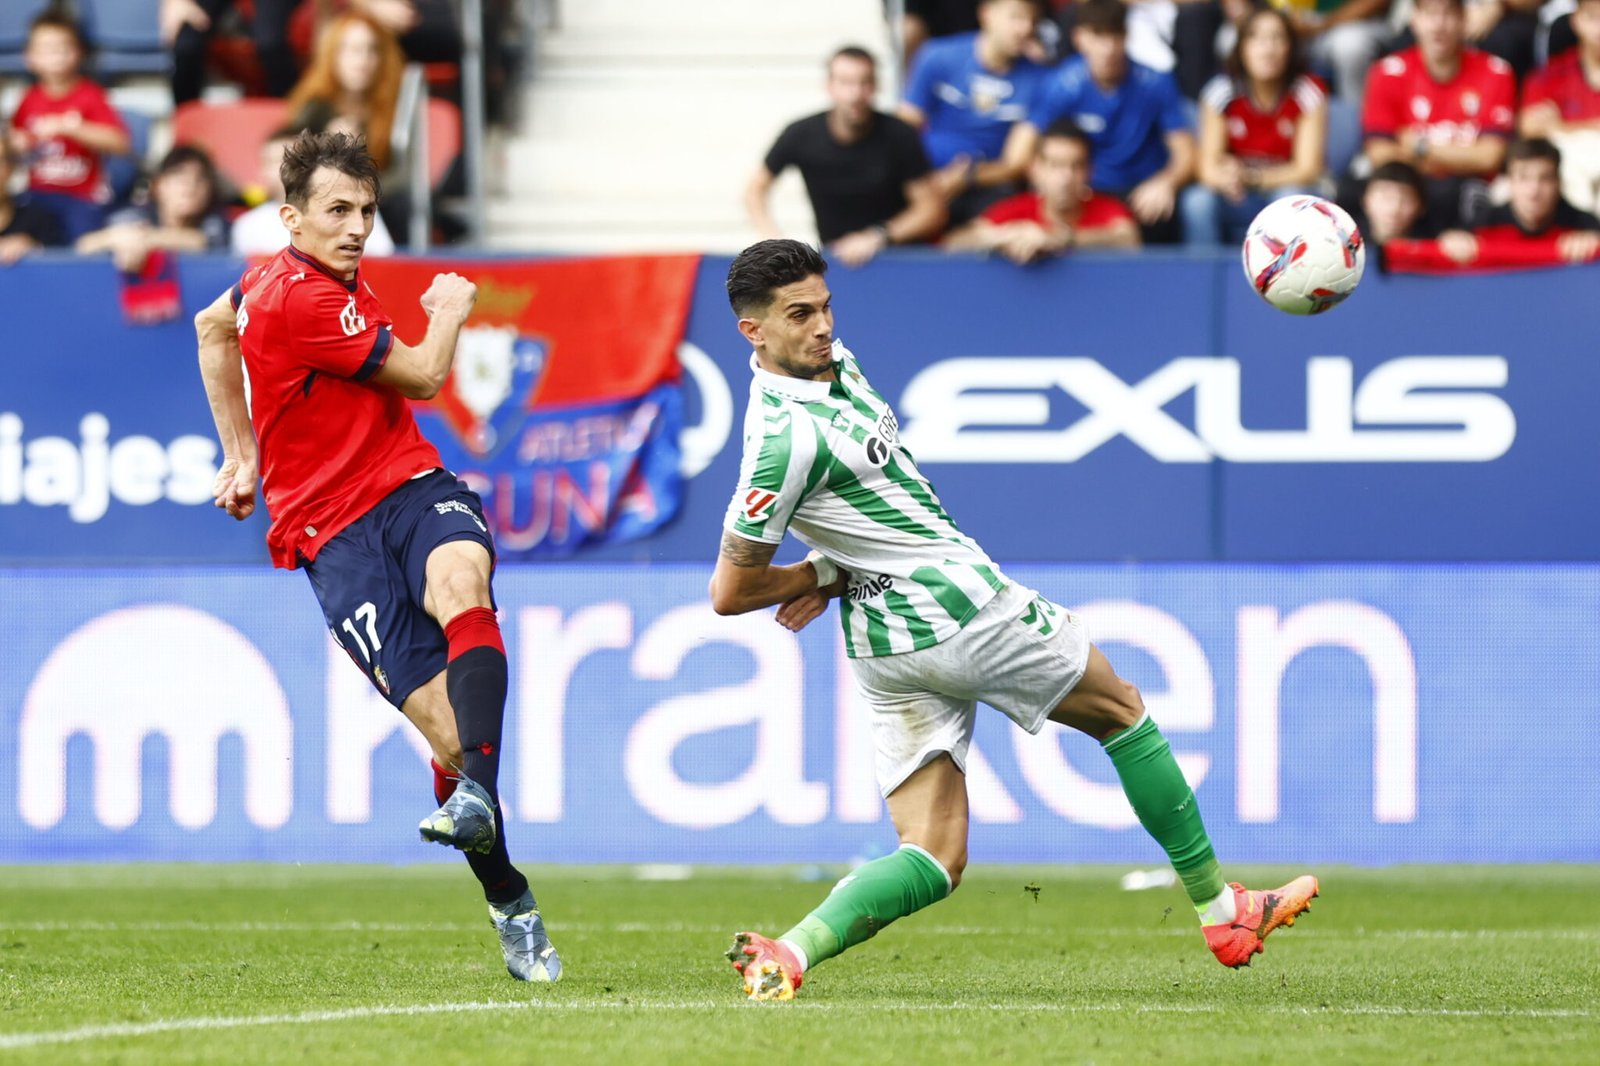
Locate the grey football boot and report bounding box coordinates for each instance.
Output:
[489,889,563,982]
[418,774,496,854]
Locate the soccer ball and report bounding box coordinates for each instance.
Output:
[1241,195,1365,315]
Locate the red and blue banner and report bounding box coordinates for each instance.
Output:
[362,255,700,559]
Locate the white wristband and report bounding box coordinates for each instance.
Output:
[806,551,838,588]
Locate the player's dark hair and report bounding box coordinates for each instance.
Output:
[1040,118,1094,160]
[280,129,382,209]
[28,9,87,53]
[1225,5,1306,86]
[978,0,1042,11]
[1075,0,1127,36]
[727,240,828,318]
[1505,137,1561,172]
[1368,160,1426,198]
[828,45,877,73]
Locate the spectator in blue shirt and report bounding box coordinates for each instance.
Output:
[898,0,1052,224]
[1003,0,1196,243]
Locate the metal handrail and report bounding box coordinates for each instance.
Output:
[392,62,432,251]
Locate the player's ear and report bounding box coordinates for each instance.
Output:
[736,316,763,347]
[279,201,300,234]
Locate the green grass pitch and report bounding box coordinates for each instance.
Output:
[2,864,1597,1065]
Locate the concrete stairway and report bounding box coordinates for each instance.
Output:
[483,0,896,254]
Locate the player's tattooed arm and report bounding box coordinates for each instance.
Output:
[709,532,827,616]
[719,531,778,569]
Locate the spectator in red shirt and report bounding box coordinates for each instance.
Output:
[1520,0,1600,213]
[945,118,1141,261]
[1182,6,1328,245]
[1359,0,1515,229]
[1434,136,1600,264]
[5,12,131,242]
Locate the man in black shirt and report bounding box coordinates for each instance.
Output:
[746,46,950,267]
[0,137,64,265]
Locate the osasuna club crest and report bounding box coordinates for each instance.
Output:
[449,325,548,457]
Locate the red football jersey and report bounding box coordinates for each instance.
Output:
[1523,51,1600,125]
[231,246,442,569]
[982,189,1135,230]
[1201,74,1325,164]
[11,78,125,201]
[1362,47,1516,177]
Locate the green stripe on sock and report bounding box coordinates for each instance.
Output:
[1103,717,1226,907]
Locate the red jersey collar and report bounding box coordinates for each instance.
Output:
[287,246,359,292]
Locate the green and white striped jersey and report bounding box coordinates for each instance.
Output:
[723,340,1006,658]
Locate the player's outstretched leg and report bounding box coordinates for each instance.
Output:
[727,756,963,1001]
[1101,715,1318,967]
[1056,647,1317,967]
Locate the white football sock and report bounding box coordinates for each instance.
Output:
[1196,887,1238,925]
[778,938,809,973]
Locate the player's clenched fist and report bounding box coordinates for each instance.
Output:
[420,272,478,324]
[211,455,258,521]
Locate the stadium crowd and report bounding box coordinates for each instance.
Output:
[0,0,517,271]
[753,0,1600,270]
[3,0,1598,275]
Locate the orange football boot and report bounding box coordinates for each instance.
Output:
[726,931,803,1001]
[1203,875,1319,968]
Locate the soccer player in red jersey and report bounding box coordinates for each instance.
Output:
[945,119,1140,262]
[1360,0,1516,228]
[194,130,561,983]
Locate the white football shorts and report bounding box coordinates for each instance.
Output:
[847,581,1090,797]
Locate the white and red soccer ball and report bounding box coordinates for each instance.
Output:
[1241,195,1365,315]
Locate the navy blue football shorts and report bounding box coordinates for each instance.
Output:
[302,469,496,709]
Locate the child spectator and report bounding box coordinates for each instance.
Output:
[1354,159,1438,244]
[76,146,229,273]
[1182,5,1328,244]
[1520,0,1600,213]
[6,11,130,242]
[1359,0,1516,230]
[0,135,65,265]
[1436,137,1600,263]
[1006,0,1195,244]
[899,0,1052,224]
[231,125,396,256]
[946,118,1141,261]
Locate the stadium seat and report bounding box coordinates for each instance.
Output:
[424,97,461,190]
[0,0,55,79]
[78,0,172,78]
[172,98,289,192]
[1324,97,1362,182]
[104,108,155,206]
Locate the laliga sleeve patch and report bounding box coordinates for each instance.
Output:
[743,489,778,521]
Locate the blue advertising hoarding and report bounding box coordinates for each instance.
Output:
[2,563,1595,865]
[3,253,1597,564]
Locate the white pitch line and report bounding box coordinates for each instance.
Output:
[3,921,1599,941]
[2,998,1594,1050]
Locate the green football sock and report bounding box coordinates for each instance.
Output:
[779,844,952,970]
[1103,715,1226,910]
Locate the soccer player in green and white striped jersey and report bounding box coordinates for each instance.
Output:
[711,240,1318,1002]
